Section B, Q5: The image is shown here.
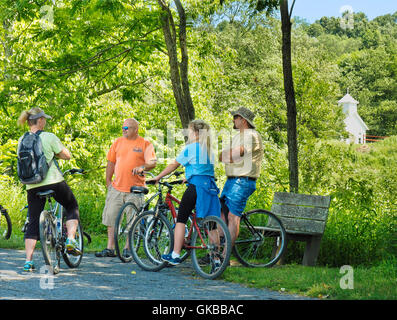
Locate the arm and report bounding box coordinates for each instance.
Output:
[106,161,115,188]
[152,160,181,183]
[132,159,157,175]
[219,146,245,163]
[132,143,157,175]
[55,148,71,160]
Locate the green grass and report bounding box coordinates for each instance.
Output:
[2,231,395,300]
[222,258,397,300]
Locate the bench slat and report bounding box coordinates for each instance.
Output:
[279,216,326,234]
[271,203,329,221]
[273,192,331,208]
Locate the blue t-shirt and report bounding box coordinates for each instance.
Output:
[176,142,214,181]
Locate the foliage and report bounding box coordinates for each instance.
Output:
[1,2,396,268]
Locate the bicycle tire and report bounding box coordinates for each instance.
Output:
[39,210,60,274]
[232,209,286,268]
[191,215,232,280]
[62,213,84,268]
[129,210,173,272]
[0,207,12,240]
[165,208,191,263]
[114,202,139,263]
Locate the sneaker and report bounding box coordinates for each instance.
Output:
[95,248,116,257]
[66,238,82,256]
[161,253,181,266]
[23,261,35,272]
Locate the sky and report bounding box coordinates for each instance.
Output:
[291,0,397,23]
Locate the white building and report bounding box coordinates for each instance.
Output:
[338,92,369,144]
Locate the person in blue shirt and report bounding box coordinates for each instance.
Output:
[150,119,221,265]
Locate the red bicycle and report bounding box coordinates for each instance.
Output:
[129,173,231,280]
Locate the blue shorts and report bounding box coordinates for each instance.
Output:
[220,177,256,217]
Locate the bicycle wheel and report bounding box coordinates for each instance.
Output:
[114,202,139,263]
[62,214,84,268]
[39,210,60,274]
[0,207,12,239]
[233,209,286,267]
[191,215,231,280]
[129,211,173,272]
[166,208,191,263]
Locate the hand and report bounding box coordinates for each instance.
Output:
[132,166,145,176]
[149,176,161,185]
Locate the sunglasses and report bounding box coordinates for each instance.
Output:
[122,126,130,130]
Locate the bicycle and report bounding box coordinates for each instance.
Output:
[231,208,287,267]
[0,205,12,240]
[37,168,85,274]
[128,175,232,280]
[114,171,186,263]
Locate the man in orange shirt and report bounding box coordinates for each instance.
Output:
[95,118,157,258]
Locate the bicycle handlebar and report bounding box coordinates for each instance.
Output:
[63,168,85,176]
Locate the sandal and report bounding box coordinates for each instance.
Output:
[95,248,116,257]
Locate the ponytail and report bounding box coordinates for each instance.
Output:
[17,107,44,127]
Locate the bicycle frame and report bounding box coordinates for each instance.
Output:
[164,191,208,250]
[46,197,64,249]
[235,213,264,245]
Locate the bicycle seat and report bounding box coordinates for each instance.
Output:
[130,186,149,195]
[36,190,55,199]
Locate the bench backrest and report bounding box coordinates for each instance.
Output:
[270,192,331,235]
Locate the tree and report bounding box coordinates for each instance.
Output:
[157,0,195,128]
[279,0,298,192]
[217,0,299,192]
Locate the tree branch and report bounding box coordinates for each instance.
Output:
[289,0,296,19]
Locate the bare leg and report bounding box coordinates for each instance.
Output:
[25,239,37,261]
[65,219,78,239]
[172,223,186,255]
[106,226,115,250]
[227,212,241,247]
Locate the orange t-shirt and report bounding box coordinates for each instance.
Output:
[107,136,156,192]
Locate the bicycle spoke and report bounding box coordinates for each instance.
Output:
[233,209,286,267]
[115,202,138,263]
[191,216,231,280]
[129,211,173,272]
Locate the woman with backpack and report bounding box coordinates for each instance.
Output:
[17,107,81,272]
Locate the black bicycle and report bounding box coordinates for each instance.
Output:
[37,169,85,274]
[114,171,185,263]
[0,205,12,240]
[232,209,287,267]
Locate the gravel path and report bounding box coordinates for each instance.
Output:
[0,248,312,301]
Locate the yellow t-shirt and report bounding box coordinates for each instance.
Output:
[224,129,263,178]
[107,136,156,192]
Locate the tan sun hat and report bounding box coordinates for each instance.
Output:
[230,107,255,128]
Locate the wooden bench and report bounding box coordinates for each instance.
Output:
[270,192,331,266]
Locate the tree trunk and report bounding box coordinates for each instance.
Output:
[280,0,299,193]
[157,0,195,128]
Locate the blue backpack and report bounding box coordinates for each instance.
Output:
[17,131,53,184]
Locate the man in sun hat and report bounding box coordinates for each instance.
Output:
[219,107,263,246]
